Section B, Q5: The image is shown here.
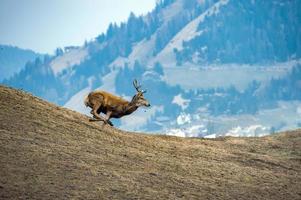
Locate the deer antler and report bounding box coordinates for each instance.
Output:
[133,79,147,93]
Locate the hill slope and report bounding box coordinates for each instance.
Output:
[0,85,300,199]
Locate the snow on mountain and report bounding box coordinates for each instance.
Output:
[165,100,301,138]
[50,47,88,76]
[110,15,161,68]
[172,94,190,110]
[204,133,216,138]
[64,86,91,115]
[161,0,184,22]
[109,34,157,69]
[297,106,301,116]
[110,0,231,68]
[109,0,187,68]
[176,112,192,125]
[166,124,207,137]
[225,125,269,137]
[120,105,164,131]
[95,71,118,93]
[163,61,298,90]
[152,0,229,66]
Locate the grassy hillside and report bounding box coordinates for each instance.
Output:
[0,85,300,199]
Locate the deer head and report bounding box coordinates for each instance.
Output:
[131,79,150,107]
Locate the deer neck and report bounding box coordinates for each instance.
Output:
[123,101,138,115]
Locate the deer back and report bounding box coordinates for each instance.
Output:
[90,91,129,109]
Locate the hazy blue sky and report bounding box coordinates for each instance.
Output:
[0,0,156,54]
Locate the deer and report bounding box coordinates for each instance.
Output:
[84,79,150,126]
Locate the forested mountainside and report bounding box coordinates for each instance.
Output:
[0,45,41,81]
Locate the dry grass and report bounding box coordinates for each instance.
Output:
[0,85,300,199]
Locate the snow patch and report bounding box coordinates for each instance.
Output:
[161,0,183,22]
[297,106,301,115]
[109,36,156,68]
[109,56,128,69]
[225,125,269,137]
[176,113,192,125]
[163,60,298,90]
[50,47,88,76]
[172,94,190,110]
[64,86,92,115]
[204,134,216,138]
[153,0,229,65]
[120,106,163,131]
[165,100,301,138]
[166,124,207,137]
[166,129,186,137]
[109,0,184,68]
[95,71,118,93]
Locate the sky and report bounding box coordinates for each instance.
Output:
[0,0,156,54]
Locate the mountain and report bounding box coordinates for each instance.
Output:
[2,0,301,135]
[0,45,41,81]
[0,85,300,199]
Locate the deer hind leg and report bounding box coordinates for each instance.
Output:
[89,104,113,126]
[89,103,108,123]
[93,110,114,126]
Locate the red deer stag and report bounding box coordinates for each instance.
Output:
[84,79,150,126]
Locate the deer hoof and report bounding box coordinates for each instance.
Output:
[107,120,114,126]
[104,120,114,126]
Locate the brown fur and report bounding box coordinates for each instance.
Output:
[85,84,150,126]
